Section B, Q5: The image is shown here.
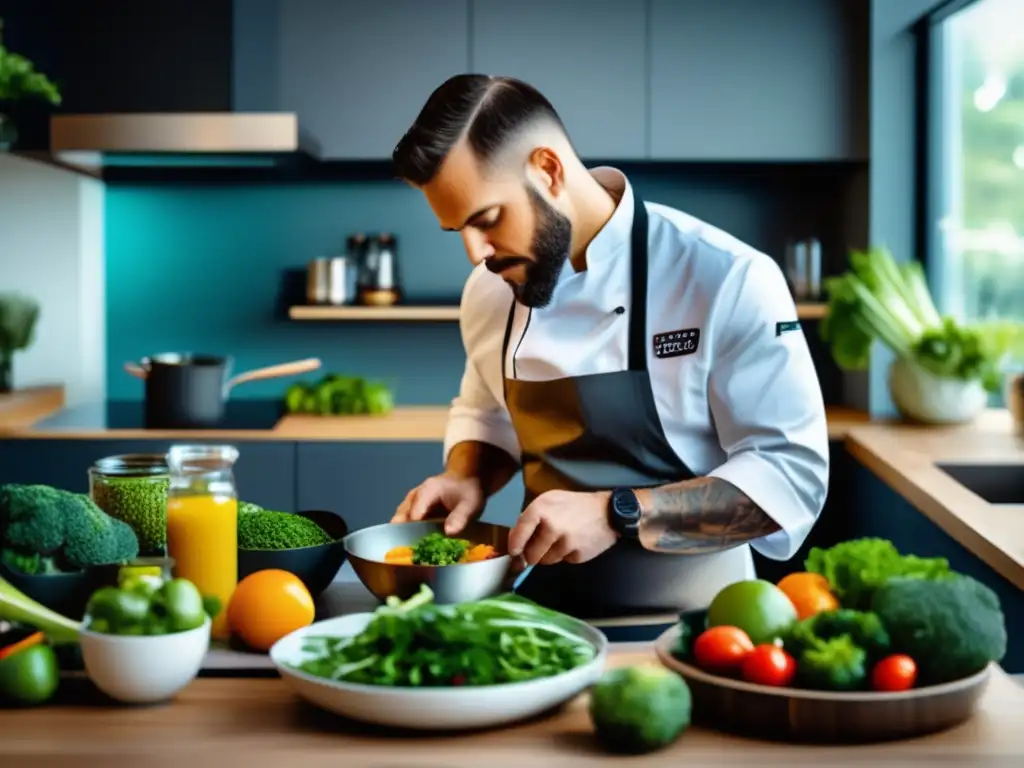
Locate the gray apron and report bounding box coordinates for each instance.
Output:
[505,196,753,621]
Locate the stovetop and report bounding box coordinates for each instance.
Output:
[31,399,285,431]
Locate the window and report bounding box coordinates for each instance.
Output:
[928,0,1024,323]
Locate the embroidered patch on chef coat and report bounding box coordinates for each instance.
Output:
[653,328,700,359]
[776,320,802,336]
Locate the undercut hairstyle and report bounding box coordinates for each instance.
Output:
[392,74,570,186]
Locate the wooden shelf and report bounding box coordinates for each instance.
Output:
[289,305,460,322]
[290,303,829,322]
[796,302,828,319]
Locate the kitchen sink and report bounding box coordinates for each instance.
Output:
[935,462,1024,505]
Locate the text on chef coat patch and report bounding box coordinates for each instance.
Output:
[776,320,802,336]
[653,328,700,359]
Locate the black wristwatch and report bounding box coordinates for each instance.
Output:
[609,488,642,538]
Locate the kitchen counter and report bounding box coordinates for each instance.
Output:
[2,402,871,441]
[845,408,1024,591]
[0,385,64,431]
[1,646,1021,766]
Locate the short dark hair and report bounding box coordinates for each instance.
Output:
[392,74,568,185]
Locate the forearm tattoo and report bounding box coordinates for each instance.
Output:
[637,477,781,554]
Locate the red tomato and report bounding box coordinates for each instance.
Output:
[693,626,754,674]
[741,644,797,687]
[871,654,917,691]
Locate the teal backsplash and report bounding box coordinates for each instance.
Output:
[105,164,858,404]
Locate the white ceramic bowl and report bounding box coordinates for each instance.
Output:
[270,612,608,730]
[79,616,211,704]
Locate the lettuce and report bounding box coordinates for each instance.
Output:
[804,538,952,611]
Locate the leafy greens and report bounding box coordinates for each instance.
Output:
[289,584,597,687]
[820,246,1024,393]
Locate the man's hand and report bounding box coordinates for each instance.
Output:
[391,473,485,536]
[508,490,619,566]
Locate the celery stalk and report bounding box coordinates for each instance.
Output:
[901,261,943,328]
[847,279,923,345]
[0,576,82,645]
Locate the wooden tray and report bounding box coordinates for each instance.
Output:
[653,623,994,744]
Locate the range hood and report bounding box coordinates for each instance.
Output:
[49,112,319,173]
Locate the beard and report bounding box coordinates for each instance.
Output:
[487,184,572,309]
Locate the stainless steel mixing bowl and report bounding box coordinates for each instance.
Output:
[344,520,519,604]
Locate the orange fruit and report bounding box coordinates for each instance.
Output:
[226,569,315,652]
[776,572,840,619]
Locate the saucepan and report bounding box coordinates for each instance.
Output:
[124,353,321,429]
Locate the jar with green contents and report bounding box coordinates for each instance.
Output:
[88,454,171,557]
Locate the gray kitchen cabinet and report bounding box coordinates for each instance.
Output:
[275,0,471,160]
[0,439,297,512]
[649,0,868,161]
[470,0,648,160]
[295,442,524,534]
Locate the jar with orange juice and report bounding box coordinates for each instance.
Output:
[165,444,240,641]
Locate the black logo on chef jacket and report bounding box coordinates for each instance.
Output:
[653,328,700,359]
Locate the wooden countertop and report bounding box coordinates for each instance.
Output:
[2,647,1021,766]
[0,385,64,432]
[0,403,870,441]
[846,408,1024,591]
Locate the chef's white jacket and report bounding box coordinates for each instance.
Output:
[443,166,830,562]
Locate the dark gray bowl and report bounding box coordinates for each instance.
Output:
[0,563,109,621]
[237,510,349,598]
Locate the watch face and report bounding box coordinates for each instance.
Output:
[613,489,641,521]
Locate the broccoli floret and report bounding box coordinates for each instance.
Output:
[783,609,891,663]
[871,574,1007,685]
[238,501,263,516]
[797,634,868,690]
[411,532,470,566]
[237,510,334,550]
[0,484,75,554]
[1,548,59,575]
[62,492,139,568]
[0,483,138,571]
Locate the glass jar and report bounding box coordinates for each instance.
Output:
[165,444,240,641]
[88,454,171,558]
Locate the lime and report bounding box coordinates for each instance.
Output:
[588,665,692,754]
[85,586,151,634]
[159,578,206,632]
[706,579,798,645]
[0,643,60,706]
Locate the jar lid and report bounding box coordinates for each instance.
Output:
[91,453,170,477]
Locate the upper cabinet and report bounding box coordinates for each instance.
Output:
[470,0,648,160]
[275,0,471,160]
[648,0,868,161]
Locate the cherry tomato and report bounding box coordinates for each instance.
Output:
[872,654,917,691]
[741,644,797,687]
[693,626,754,674]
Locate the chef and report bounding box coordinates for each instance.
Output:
[390,74,830,621]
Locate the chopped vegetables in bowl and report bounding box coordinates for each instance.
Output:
[383,532,499,566]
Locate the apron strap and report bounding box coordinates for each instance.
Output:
[501,298,517,383]
[627,198,649,372]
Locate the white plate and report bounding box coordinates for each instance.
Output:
[269,612,608,730]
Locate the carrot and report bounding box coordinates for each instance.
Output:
[0,631,45,661]
[461,544,497,563]
[384,545,414,565]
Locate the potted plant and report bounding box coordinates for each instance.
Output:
[820,246,1024,425]
[0,292,40,393]
[0,16,62,150]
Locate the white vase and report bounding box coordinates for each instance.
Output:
[887,356,989,425]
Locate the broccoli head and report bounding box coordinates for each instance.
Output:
[0,483,138,572]
[871,574,1007,685]
[0,484,77,554]
[62,492,139,568]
